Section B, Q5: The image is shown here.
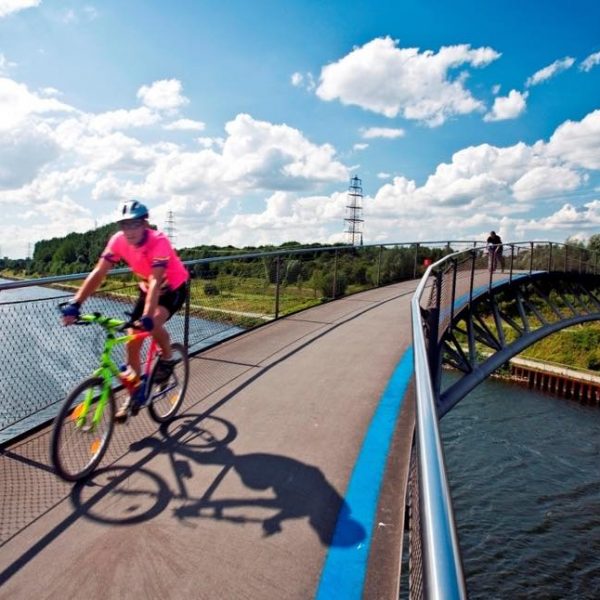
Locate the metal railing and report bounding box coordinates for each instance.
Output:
[0,240,481,444]
[410,241,600,599]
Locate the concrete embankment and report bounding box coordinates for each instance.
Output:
[504,356,600,405]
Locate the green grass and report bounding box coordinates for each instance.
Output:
[520,323,600,371]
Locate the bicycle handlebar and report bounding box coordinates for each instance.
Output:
[58,303,141,331]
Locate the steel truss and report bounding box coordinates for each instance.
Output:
[430,272,600,416]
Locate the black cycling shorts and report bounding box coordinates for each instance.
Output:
[131,282,187,321]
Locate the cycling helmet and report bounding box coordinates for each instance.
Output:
[116,200,149,222]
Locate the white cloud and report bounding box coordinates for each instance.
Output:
[580,51,600,72]
[0,77,75,131]
[353,143,368,151]
[546,109,600,170]
[221,113,348,187]
[291,71,315,91]
[517,201,600,233]
[137,79,189,111]
[316,37,500,126]
[4,61,600,257]
[484,90,528,122]
[0,123,59,189]
[164,118,206,131]
[223,190,348,246]
[511,166,581,201]
[87,107,159,134]
[361,126,405,139]
[39,86,60,97]
[0,0,40,18]
[526,57,575,87]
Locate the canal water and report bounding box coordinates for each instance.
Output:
[441,372,600,598]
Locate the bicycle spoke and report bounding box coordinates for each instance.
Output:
[51,378,115,481]
[148,343,188,423]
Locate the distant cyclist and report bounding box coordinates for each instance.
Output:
[61,200,190,422]
[486,230,503,273]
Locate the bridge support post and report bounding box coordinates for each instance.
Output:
[332,249,338,299]
[413,243,420,279]
[183,278,191,351]
[274,256,281,319]
[426,270,443,395]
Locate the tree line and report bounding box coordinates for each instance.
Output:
[1,227,599,290]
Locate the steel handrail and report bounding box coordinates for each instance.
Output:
[410,239,600,599]
[0,240,484,292]
[411,251,467,600]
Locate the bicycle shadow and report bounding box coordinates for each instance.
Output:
[71,414,366,548]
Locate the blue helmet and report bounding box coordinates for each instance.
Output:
[116,200,149,222]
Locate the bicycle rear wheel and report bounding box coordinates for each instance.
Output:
[50,377,115,481]
[148,343,189,423]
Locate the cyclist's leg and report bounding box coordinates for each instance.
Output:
[116,290,146,422]
[150,306,172,359]
[151,284,186,382]
[126,289,146,374]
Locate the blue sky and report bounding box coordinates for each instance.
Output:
[1,0,600,258]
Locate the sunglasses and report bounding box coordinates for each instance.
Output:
[119,220,145,231]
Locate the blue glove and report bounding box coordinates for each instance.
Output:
[137,315,154,331]
[61,299,81,319]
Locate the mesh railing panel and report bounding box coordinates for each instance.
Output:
[0,280,186,442]
[407,444,424,599]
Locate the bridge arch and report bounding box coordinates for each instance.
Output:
[418,244,600,415]
[433,270,600,415]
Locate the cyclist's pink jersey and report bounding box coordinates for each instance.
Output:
[101,229,189,291]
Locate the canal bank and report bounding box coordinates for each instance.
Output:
[506,356,600,405]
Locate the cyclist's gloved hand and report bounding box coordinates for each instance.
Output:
[136,315,154,332]
[61,299,81,324]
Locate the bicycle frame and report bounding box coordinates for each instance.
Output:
[73,314,158,430]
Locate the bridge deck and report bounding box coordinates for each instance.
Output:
[0,281,417,600]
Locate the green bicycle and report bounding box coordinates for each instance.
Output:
[50,312,189,481]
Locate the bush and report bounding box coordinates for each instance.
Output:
[319,272,348,298]
[587,352,600,371]
[204,282,220,296]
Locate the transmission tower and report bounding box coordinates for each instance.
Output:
[165,210,176,245]
[344,175,364,245]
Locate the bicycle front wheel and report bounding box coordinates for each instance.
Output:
[50,377,115,482]
[148,343,189,423]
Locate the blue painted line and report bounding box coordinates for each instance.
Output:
[315,346,414,600]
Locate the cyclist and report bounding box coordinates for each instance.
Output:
[61,200,190,422]
[486,230,503,273]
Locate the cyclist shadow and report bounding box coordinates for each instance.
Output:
[73,414,366,548]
